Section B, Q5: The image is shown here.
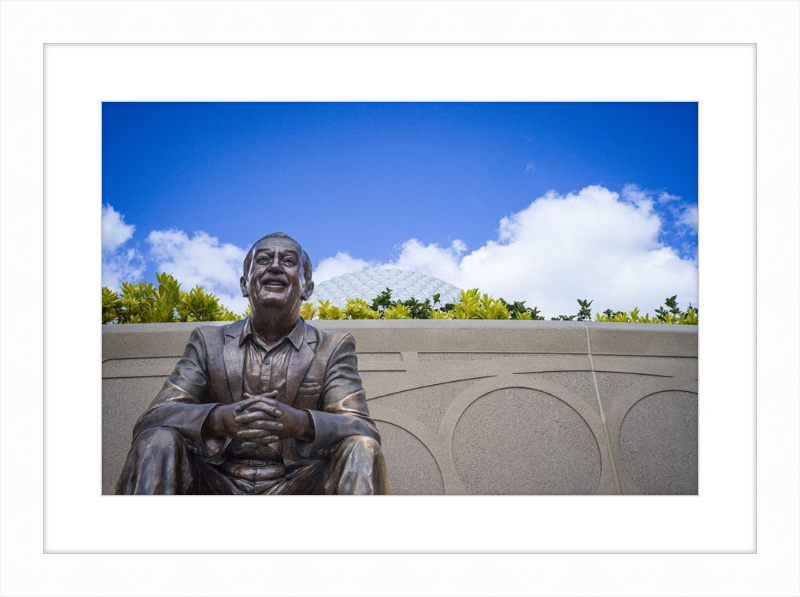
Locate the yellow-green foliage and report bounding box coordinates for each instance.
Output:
[317,300,347,320]
[178,284,238,322]
[103,273,246,324]
[102,286,122,324]
[595,306,698,325]
[478,292,510,319]
[452,289,480,319]
[383,303,411,319]
[299,302,316,320]
[451,289,510,319]
[344,298,382,320]
[104,275,697,326]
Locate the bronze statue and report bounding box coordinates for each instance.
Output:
[115,232,389,494]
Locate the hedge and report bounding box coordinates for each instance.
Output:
[102,274,697,325]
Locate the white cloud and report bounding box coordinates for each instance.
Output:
[315,185,698,317]
[525,162,536,173]
[621,183,655,213]
[678,205,699,233]
[102,204,136,251]
[314,252,374,283]
[658,191,682,203]
[387,238,467,283]
[102,248,146,290]
[102,204,145,289]
[314,239,467,290]
[147,229,249,314]
[106,185,699,318]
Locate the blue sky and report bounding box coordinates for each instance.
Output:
[102,102,698,316]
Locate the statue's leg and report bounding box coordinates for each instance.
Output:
[321,436,390,495]
[115,427,195,495]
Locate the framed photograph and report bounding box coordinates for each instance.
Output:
[101,100,699,502]
[1,1,797,596]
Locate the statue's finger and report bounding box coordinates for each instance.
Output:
[234,411,271,425]
[240,436,279,447]
[258,396,283,407]
[250,390,278,400]
[241,402,283,417]
[240,441,277,450]
[235,396,262,412]
[237,429,270,439]
[243,420,283,431]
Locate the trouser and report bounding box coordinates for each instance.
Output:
[115,427,390,495]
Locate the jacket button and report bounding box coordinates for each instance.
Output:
[261,386,268,392]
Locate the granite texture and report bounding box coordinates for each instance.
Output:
[376,422,444,495]
[619,391,698,494]
[370,379,480,434]
[102,320,698,495]
[513,371,600,413]
[102,377,165,494]
[452,388,601,495]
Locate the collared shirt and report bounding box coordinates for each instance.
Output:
[240,315,305,401]
[222,317,305,464]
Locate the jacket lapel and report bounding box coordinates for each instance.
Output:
[284,321,317,408]
[223,319,246,403]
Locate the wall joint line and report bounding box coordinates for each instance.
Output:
[582,323,622,495]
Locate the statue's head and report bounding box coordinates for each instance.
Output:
[240,232,314,319]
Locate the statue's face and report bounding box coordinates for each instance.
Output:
[241,238,312,316]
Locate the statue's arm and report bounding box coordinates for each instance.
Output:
[300,333,380,455]
[132,327,223,456]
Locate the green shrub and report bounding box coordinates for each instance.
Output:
[343,298,382,320]
[317,299,347,320]
[595,297,698,325]
[102,286,122,324]
[299,302,316,320]
[103,273,247,324]
[383,303,411,319]
[103,275,697,326]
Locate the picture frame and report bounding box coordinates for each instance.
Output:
[1,1,797,595]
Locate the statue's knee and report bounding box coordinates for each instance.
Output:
[328,436,388,495]
[341,435,382,457]
[134,426,184,451]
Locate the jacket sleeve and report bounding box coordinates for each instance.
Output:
[132,327,224,457]
[300,333,380,456]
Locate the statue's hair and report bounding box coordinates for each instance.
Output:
[243,232,313,282]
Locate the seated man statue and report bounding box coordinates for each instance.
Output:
[116,232,389,495]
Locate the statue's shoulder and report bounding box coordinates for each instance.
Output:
[303,320,354,351]
[306,322,355,354]
[191,319,245,346]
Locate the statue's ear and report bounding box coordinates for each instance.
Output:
[302,280,315,302]
[240,275,249,297]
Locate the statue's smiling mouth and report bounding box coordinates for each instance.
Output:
[261,277,288,288]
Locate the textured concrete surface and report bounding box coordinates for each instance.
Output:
[376,422,444,495]
[371,379,480,434]
[619,391,698,494]
[588,323,698,357]
[452,388,601,494]
[514,371,600,413]
[102,377,165,494]
[102,320,698,495]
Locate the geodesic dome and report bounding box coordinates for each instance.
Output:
[312,268,462,308]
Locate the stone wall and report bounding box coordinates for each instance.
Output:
[103,320,698,495]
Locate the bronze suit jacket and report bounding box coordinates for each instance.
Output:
[132,317,380,470]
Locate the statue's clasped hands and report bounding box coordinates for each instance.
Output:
[208,391,313,446]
